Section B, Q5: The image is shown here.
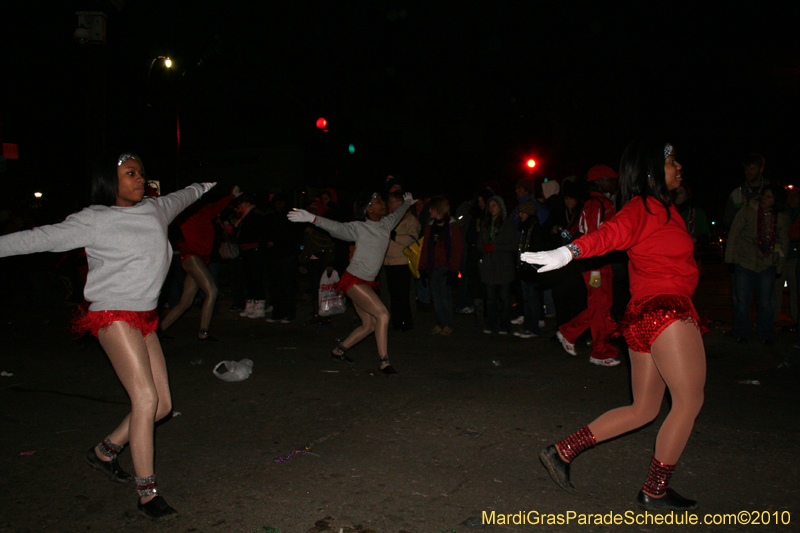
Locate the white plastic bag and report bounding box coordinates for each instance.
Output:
[318,270,346,317]
[212,359,254,382]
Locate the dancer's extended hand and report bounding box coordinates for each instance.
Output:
[200,182,217,193]
[403,192,418,204]
[232,185,242,197]
[520,246,574,273]
[287,209,316,223]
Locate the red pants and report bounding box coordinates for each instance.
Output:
[559,265,617,360]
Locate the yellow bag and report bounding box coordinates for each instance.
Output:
[402,236,424,279]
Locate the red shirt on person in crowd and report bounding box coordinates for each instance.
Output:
[179,194,235,264]
[573,196,698,300]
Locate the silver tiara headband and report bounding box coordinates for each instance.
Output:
[117,153,140,166]
[363,192,379,216]
[664,143,673,161]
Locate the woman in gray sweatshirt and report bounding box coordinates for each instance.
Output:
[289,191,416,373]
[0,152,215,521]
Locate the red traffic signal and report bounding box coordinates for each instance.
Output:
[316,117,328,130]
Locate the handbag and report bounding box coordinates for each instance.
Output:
[318,270,346,317]
[219,241,240,260]
[402,236,424,279]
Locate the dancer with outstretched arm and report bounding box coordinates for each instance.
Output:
[288,191,417,374]
[0,152,215,521]
[521,139,706,511]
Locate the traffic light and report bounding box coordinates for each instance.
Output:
[526,159,536,169]
[316,117,328,131]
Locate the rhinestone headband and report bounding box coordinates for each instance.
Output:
[363,192,379,216]
[117,153,139,166]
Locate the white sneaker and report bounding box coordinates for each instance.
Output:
[590,357,621,367]
[518,330,539,339]
[247,300,266,318]
[556,331,577,356]
[511,315,524,325]
[457,306,475,314]
[483,329,493,334]
[239,300,254,317]
[498,330,509,335]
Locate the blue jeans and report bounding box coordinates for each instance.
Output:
[520,279,542,334]
[485,283,511,333]
[416,277,431,304]
[734,264,776,342]
[429,266,454,327]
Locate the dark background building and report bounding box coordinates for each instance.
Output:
[2,1,799,221]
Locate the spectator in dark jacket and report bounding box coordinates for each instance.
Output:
[265,193,304,323]
[476,195,518,335]
[419,196,463,336]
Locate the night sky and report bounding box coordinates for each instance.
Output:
[2,1,799,221]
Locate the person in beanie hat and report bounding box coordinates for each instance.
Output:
[516,198,544,338]
[518,199,538,217]
[511,177,549,228]
[555,164,620,366]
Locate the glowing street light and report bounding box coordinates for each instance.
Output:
[34,192,43,198]
[527,159,536,169]
[147,56,173,107]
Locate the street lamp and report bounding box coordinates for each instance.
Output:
[146,56,172,107]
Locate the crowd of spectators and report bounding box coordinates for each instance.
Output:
[3,151,798,354]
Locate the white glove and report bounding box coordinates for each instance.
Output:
[403,192,418,204]
[520,246,574,273]
[287,209,316,223]
[232,185,242,197]
[200,182,217,194]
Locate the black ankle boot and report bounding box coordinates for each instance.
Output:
[138,495,179,521]
[637,488,697,510]
[539,445,574,492]
[85,447,133,484]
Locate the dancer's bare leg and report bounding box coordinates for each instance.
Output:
[648,320,706,465]
[181,256,218,336]
[586,350,666,444]
[345,283,390,358]
[97,324,172,503]
[159,266,200,332]
[337,287,377,351]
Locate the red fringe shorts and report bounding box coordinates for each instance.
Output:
[337,270,378,294]
[614,294,707,354]
[72,309,160,338]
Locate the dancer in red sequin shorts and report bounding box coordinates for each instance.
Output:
[522,139,706,511]
[0,152,216,521]
[289,191,417,374]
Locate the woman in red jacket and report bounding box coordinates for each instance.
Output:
[522,139,705,511]
[159,186,239,340]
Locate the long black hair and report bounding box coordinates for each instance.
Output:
[618,139,672,221]
[91,151,144,206]
[761,182,786,213]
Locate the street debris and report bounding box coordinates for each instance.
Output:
[212,359,254,382]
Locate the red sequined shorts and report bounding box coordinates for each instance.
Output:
[72,309,160,338]
[180,252,211,266]
[614,294,706,353]
[337,270,378,294]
